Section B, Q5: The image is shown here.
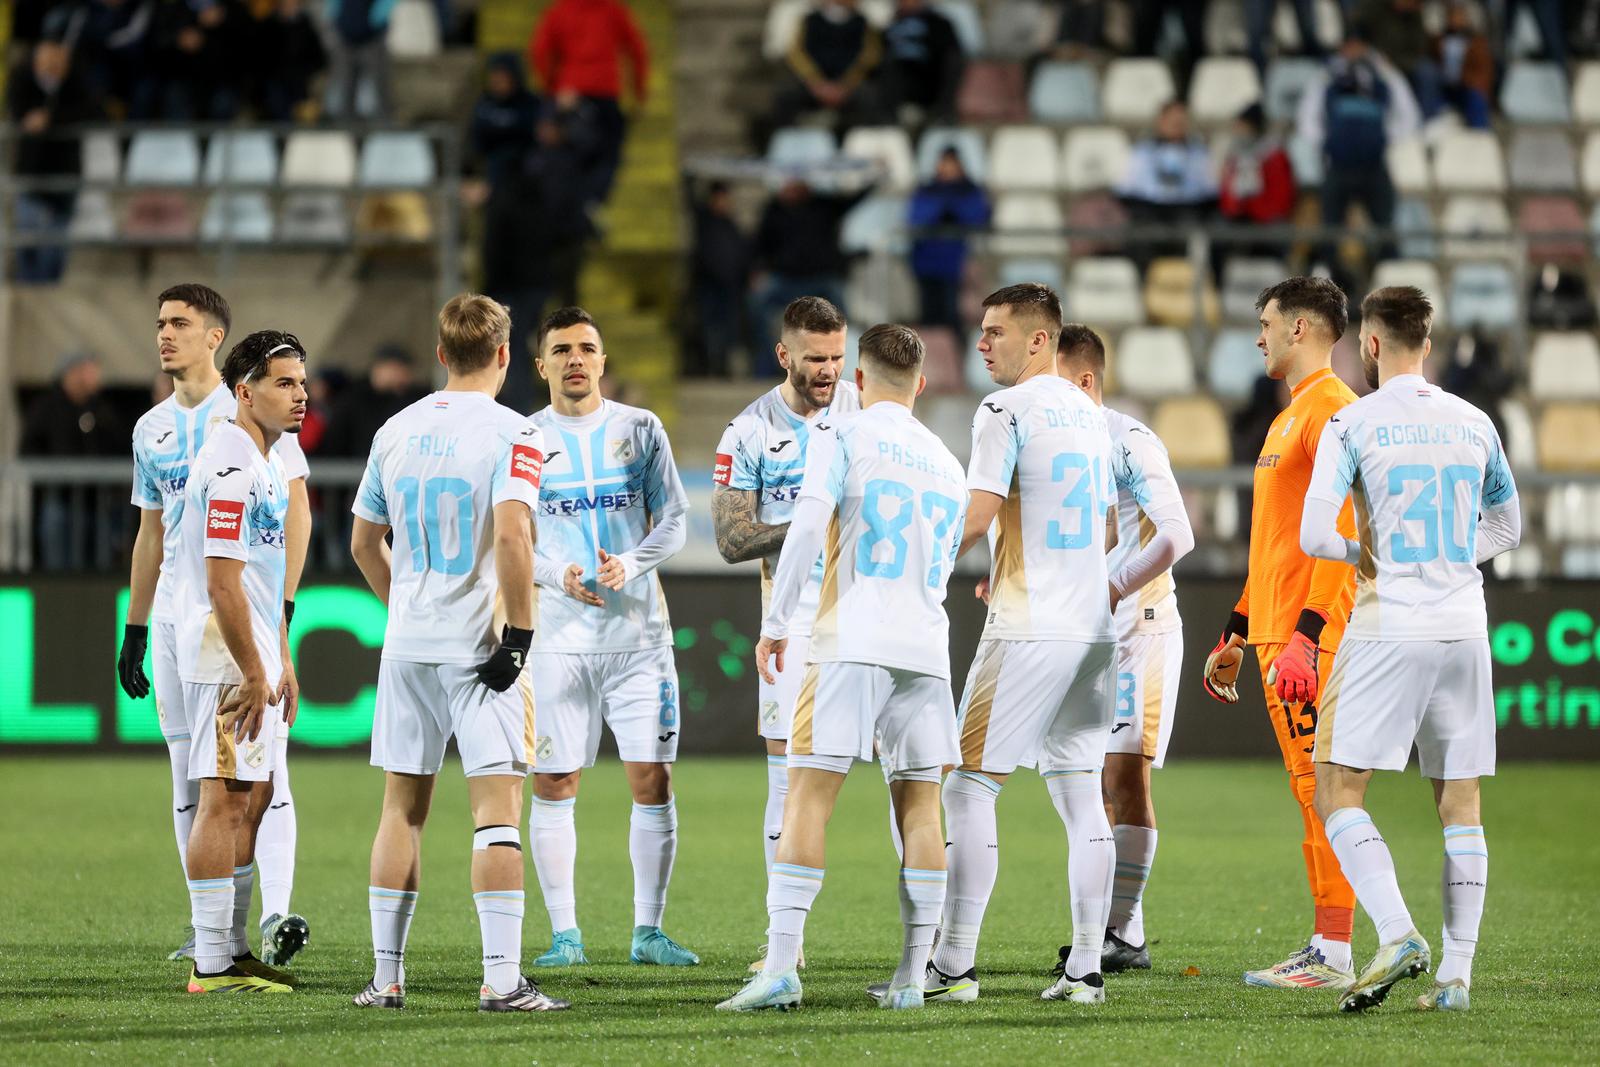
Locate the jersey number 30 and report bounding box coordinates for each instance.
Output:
[856,478,962,588]
[1387,464,1481,564]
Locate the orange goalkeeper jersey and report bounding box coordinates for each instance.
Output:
[1236,366,1358,650]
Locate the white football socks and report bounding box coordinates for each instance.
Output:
[765,864,823,977]
[529,795,578,933]
[1325,807,1415,944]
[368,887,418,987]
[893,868,947,988]
[167,738,198,874]
[932,770,1001,977]
[1109,824,1157,947]
[763,755,787,876]
[187,876,234,974]
[256,750,296,919]
[474,889,525,996]
[1046,769,1115,978]
[630,800,677,929]
[1311,933,1353,972]
[1438,825,1488,987]
[229,864,255,959]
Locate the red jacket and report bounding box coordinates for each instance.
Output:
[529,0,649,102]
[1219,144,1296,224]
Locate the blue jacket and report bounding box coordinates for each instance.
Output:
[909,179,989,280]
[328,0,397,45]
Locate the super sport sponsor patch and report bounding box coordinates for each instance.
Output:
[206,500,245,541]
[713,452,734,486]
[511,445,543,487]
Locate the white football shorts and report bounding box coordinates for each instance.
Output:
[152,619,189,742]
[1105,629,1183,767]
[787,660,958,777]
[758,632,812,742]
[956,638,1117,775]
[530,646,680,773]
[183,680,280,782]
[371,658,535,778]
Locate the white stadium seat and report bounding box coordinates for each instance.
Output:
[1431,130,1505,193]
[1509,130,1578,192]
[1581,131,1600,195]
[1574,61,1600,124]
[1188,58,1261,124]
[1529,332,1600,401]
[1060,126,1130,192]
[1263,58,1322,123]
[1117,327,1195,399]
[840,127,916,192]
[1066,257,1143,328]
[1440,195,1513,258]
[766,127,837,169]
[387,0,441,58]
[1100,58,1176,125]
[1448,262,1519,331]
[82,131,121,184]
[1385,137,1430,196]
[203,131,278,186]
[1500,61,1571,124]
[839,194,908,255]
[988,125,1060,190]
[1370,260,1446,328]
[282,131,357,186]
[200,193,274,243]
[1221,258,1286,323]
[991,192,1064,256]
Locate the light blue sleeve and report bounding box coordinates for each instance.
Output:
[644,417,690,519]
[1481,422,1517,508]
[352,442,389,525]
[1307,415,1360,504]
[1111,438,1150,509]
[966,398,1019,497]
[131,436,161,509]
[798,422,847,506]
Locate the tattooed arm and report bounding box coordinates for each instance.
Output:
[712,486,789,564]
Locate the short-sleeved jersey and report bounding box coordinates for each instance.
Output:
[802,403,967,678]
[531,400,689,653]
[714,381,860,635]
[172,422,290,684]
[1105,406,1185,638]
[968,375,1118,643]
[132,382,308,623]
[1240,366,1359,648]
[1307,374,1517,641]
[352,391,544,665]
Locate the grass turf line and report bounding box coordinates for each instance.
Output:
[0,756,1596,1064]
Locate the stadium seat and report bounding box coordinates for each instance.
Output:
[767,127,837,169]
[917,127,987,184]
[1101,59,1176,125]
[1274,0,1340,50]
[1440,195,1512,258]
[122,192,198,240]
[1221,258,1285,322]
[1143,257,1219,327]
[1574,61,1600,124]
[860,0,894,27]
[761,0,809,60]
[282,131,357,186]
[1509,130,1578,192]
[983,0,1049,57]
[847,256,918,328]
[998,257,1064,292]
[200,193,274,243]
[1591,201,1600,258]
[935,0,985,55]
[278,192,350,243]
[1060,126,1130,191]
[1370,260,1446,328]
[1116,327,1194,399]
[1537,404,1600,471]
[1500,61,1572,124]
[840,127,915,192]
[988,126,1060,190]
[1028,61,1100,123]
[1581,131,1600,197]
[915,325,965,394]
[68,190,116,241]
[839,194,908,255]
[1285,134,1323,186]
[1529,332,1600,400]
[1448,262,1518,331]
[1066,257,1142,327]
[1498,397,1537,468]
[82,131,120,184]
[359,133,435,187]
[956,61,1028,124]
[1394,197,1437,259]
[202,131,278,186]
[1207,328,1265,402]
[125,130,201,186]
[1203,0,1247,56]
[1064,192,1129,257]
[991,193,1063,256]
[1152,396,1230,467]
[1263,58,1322,123]
[1431,130,1505,193]
[387,0,440,57]
[1544,483,1600,542]
[1189,58,1261,124]
[1519,196,1590,265]
[1385,137,1430,196]
[357,192,432,241]
[1527,263,1598,329]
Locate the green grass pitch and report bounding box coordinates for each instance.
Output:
[1,755,1596,1064]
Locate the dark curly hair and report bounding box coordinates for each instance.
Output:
[221,330,306,390]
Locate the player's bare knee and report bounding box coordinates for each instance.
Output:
[1432,777,1481,827]
[626,762,672,805]
[534,770,581,802]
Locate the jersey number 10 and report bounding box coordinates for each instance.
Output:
[395,475,475,575]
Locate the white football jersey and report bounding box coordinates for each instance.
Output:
[172,422,290,684]
[531,400,689,653]
[967,375,1117,643]
[801,403,967,679]
[1105,406,1185,638]
[353,391,544,664]
[1306,374,1518,641]
[132,381,308,622]
[715,381,860,635]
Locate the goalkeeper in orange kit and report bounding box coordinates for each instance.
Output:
[1203,278,1359,990]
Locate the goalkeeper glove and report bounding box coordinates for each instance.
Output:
[1266,610,1326,706]
[117,624,151,700]
[475,625,533,693]
[1202,611,1249,703]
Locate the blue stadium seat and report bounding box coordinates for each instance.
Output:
[68,190,117,241]
[359,132,436,187]
[916,127,988,184]
[201,193,275,243]
[278,192,350,243]
[840,194,908,255]
[1394,198,1437,259]
[203,131,279,186]
[767,127,838,170]
[1263,58,1322,123]
[1028,61,1100,123]
[1207,328,1264,402]
[1221,257,1286,322]
[1448,262,1518,331]
[1286,134,1322,186]
[998,257,1063,292]
[125,130,201,186]
[1500,61,1572,124]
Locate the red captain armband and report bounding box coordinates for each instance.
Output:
[713,452,734,486]
[206,500,245,541]
[510,445,543,488]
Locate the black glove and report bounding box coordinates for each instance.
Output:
[117,624,151,699]
[475,625,533,692]
[284,599,295,630]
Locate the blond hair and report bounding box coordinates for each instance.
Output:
[438,293,511,373]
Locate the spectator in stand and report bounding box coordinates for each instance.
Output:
[22,352,128,570]
[747,176,869,376]
[318,345,429,457]
[1244,0,1327,74]
[1130,0,1207,94]
[327,0,393,119]
[1297,32,1419,275]
[879,0,964,124]
[1043,0,1107,58]
[1217,102,1296,266]
[139,0,245,119]
[908,147,989,332]
[1433,1,1493,129]
[1116,100,1216,263]
[689,180,752,379]
[249,0,326,120]
[471,52,541,190]
[9,38,100,284]
[1497,0,1565,69]
[51,0,152,112]
[528,0,648,208]
[297,367,348,454]
[768,0,883,142]
[1354,0,1440,117]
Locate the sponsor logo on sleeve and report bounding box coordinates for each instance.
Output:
[511,445,543,487]
[713,452,734,486]
[206,500,245,540]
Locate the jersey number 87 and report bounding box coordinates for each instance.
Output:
[856,478,962,588]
